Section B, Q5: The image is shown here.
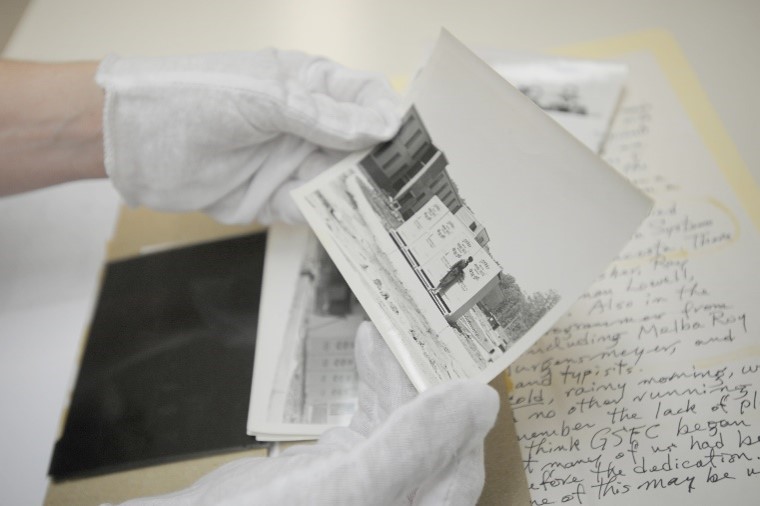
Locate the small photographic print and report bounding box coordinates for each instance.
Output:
[300,107,560,387]
[294,31,650,390]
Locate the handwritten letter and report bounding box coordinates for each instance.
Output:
[509,51,760,504]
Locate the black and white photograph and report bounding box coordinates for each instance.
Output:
[300,106,560,386]
[270,235,361,428]
[294,31,651,390]
[248,227,364,440]
[248,225,366,440]
[248,51,632,432]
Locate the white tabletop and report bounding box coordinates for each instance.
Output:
[2,1,758,503]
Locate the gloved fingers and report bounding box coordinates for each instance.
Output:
[268,52,401,151]
[340,380,499,505]
[411,438,488,506]
[348,322,418,437]
[99,50,400,152]
[278,49,397,105]
[112,456,273,505]
[113,450,336,505]
[256,148,347,224]
[256,178,308,225]
[202,136,318,224]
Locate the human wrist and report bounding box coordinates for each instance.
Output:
[0,60,105,195]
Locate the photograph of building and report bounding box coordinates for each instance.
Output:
[272,236,363,428]
[356,106,559,357]
[360,107,465,220]
[292,34,652,392]
[297,101,564,385]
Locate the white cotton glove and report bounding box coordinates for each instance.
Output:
[95,50,400,224]
[113,322,499,506]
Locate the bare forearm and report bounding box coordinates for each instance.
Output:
[0,60,105,196]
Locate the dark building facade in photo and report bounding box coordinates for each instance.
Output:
[359,107,465,220]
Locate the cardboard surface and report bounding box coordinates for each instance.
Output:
[45,448,269,506]
[107,207,265,261]
[478,373,530,506]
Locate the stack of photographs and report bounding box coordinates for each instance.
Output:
[247,32,646,440]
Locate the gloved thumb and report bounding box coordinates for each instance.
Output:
[274,54,401,150]
[256,148,346,224]
[347,322,419,437]
[340,379,499,505]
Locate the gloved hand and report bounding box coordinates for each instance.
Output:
[95,50,400,224]
[114,322,499,506]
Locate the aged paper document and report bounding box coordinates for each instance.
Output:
[508,31,760,505]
